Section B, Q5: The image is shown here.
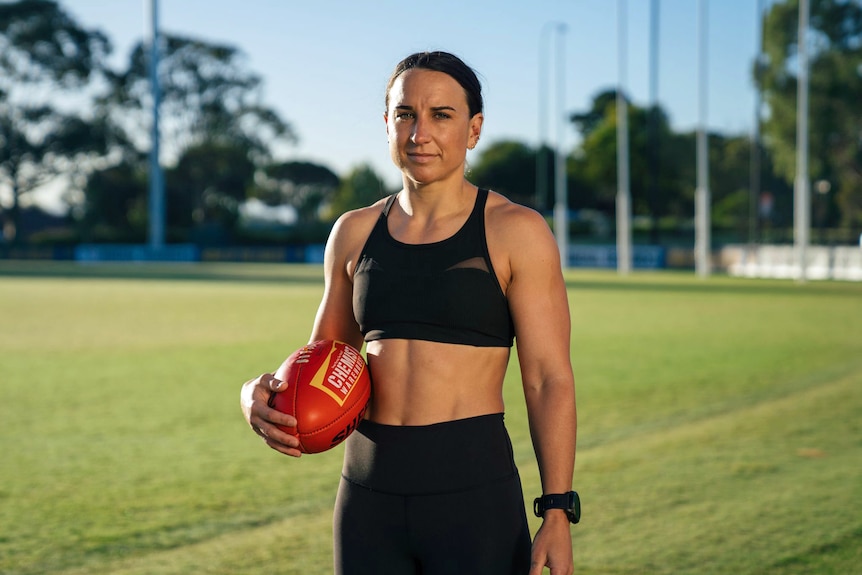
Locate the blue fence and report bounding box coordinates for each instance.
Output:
[3,243,668,269]
[567,245,667,269]
[64,244,326,264]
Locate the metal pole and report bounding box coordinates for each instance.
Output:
[537,23,552,211]
[695,0,711,278]
[750,0,765,246]
[616,0,632,274]
[794,0,811,282]
[647,0,661,244]
[147,0,165,250]
[552,24,569,268]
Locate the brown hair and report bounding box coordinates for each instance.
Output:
[385,51,483,118]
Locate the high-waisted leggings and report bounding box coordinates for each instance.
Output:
[333,413,532,575]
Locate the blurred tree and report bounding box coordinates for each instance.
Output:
[324,164,389,219]
[469,140,539,208]
[102,34,295,163]
[92,33,298,239]
[80,141,258,243]
[570,89,618,140]
[709,134,758,235]
[78,162,147,242]
[570,92,616,211]
[256,161,340,223]
[0,0,111,242]
[570,91,688,238]
[759,0,862,229]
[169,141,256,236]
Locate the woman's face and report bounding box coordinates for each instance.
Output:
[385,68,483,187]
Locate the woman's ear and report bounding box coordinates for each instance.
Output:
[468,113,484,150]
[384,113,392,142]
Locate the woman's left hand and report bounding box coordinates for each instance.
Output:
[529,511,574,575]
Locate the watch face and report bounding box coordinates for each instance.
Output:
[567,492,581,524]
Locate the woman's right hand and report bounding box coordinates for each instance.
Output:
[240,373,303,457]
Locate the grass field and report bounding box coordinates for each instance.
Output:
[1,260,860,575]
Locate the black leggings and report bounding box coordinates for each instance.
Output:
[333,413,532,575]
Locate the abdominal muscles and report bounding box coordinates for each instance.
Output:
[363,339,511,426]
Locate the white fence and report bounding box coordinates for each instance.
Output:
[724,245,862,281]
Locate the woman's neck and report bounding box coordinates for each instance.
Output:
[398,177,475,218]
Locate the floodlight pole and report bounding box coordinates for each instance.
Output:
[750,0,765,246]
[537,23,555,211]
[695,0,711,278]
[147,0,165,250]
[794,0,811,282]
[616,0,632,275]
[647,0,661,245]
[552,24,569,268]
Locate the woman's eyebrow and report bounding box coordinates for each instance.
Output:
[393,105,458,112]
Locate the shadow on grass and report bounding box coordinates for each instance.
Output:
[764,526,862,574]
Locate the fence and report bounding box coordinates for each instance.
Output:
[70,244,326,264]
[724,245,862,281]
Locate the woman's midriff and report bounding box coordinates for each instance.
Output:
[363,338,511,426]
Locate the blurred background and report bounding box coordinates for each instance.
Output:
[1,0,860,276]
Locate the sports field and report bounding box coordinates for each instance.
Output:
[1,260,860,575]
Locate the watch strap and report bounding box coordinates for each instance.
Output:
[533,491,581,524]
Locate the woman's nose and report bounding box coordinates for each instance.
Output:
[411,117,431,144]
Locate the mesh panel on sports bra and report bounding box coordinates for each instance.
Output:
[445,257,489,273]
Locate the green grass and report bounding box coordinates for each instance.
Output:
[1,261,860,575]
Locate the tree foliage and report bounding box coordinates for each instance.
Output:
[79,31,302,240]
[169,142,257,233]
[256,161,341,223]
[0,0,109,84]
[469,141,539,208]
[103,34,295,162]
[0,0,111,241]
[759,0,862,227]
[325,164,389,219]
[5,0,862,247]
[78,162,147,242]
[570,91,690,224]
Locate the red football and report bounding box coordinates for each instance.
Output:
[268,340,371,454]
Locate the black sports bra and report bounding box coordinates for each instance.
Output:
[352,188,515,347]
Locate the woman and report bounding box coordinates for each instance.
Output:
[241,51,577,575]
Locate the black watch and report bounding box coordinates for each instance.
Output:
[533,491,581,524]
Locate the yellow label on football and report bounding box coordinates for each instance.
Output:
[309,341,364,407]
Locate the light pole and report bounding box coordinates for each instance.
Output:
[647,0,661,244]
[553,24,569,268]
[616,0,632,274]
[147,0,165,250]
[539,22,569,267]
[794,0,811,282]
[695,0,711,278]
[536,23,554,211]
[750,0,765,247]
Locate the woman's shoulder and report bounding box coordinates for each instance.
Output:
[331,195,390,235]
[337,195,391,223]
[484,189,558,261]
[484,189,550,234]
[325,195,393,260]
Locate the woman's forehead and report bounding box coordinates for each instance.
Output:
[388,69,467,108]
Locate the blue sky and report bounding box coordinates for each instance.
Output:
[60,0,773,190]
